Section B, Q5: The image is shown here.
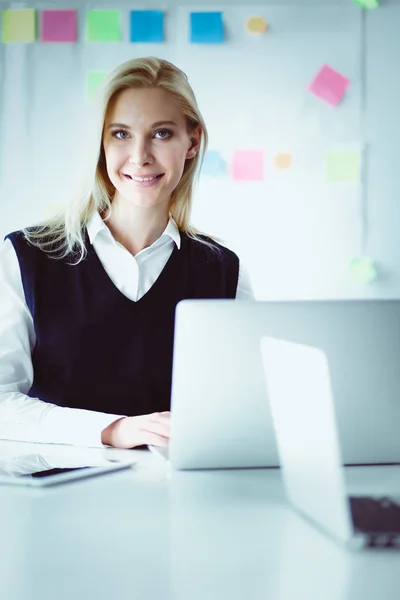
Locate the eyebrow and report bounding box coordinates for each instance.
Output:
[107,120,178,130]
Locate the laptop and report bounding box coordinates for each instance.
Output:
[260,336,400,549]
[151,298,400,470]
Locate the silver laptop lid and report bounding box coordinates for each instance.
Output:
[170,300,278,469]
[170,299,400,467]
[260,337,353,544]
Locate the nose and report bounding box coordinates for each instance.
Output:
[128,138,153,167]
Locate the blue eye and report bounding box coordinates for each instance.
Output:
[154,129,172,140]
[113,130,130,140]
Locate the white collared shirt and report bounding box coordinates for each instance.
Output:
[0,213,254,448]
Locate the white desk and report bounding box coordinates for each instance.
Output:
[0,439,399,600]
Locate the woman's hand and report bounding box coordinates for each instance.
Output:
[101,412,170,449]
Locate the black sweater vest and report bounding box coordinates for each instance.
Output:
[7,230,239,416]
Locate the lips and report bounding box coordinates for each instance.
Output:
[123,173,164,182]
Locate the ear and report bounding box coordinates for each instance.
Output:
[186,125,202,159]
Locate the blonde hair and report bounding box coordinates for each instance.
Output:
[24,56,221,261]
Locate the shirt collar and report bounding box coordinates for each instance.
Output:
[86,211,181,249]
[162,215,181,249]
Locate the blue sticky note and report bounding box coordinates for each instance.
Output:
[130,10,164,42]
[202,150,226,176]
[190,12,224,44]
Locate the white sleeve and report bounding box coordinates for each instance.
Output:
[0,238,124,447]
[236,260,255,300]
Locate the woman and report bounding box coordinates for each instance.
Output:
[0,57,254,449]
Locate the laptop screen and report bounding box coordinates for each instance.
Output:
[260,336,353,543]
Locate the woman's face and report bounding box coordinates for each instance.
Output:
[103,87,201,211]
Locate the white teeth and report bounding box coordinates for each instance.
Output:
[130,175,158,182]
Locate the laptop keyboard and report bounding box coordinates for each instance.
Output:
[349,496,400,547]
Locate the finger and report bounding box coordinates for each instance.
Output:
[139,431,169,447]
[141,422,170,439]
[146,417,170,437]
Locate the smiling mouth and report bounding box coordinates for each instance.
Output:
[123,173,164,182]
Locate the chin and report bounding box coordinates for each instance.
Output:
[130,196,167,209]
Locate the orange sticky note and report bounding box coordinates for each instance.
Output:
[232,150,264,181]
[274,153,293,170]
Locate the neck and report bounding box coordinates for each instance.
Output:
[103,196,170,256]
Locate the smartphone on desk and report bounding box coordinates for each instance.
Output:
[0,451,136,487]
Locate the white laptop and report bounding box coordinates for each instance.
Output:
[150,298,400,470]
[260,336,400,550]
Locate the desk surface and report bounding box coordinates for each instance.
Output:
[0,440,399,600]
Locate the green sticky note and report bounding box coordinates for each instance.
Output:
[354,0,379,9]
[86,10,121,42]
[348,257,377,284]
[1,9,36,43]
[326,150,360,183]
[86,71,109,100]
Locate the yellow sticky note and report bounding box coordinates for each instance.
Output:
[245,17,268,34]
[326,150,360,183]
[2,9,36,43]
[86,71,110,100]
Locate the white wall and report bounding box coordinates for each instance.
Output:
[0,1,399,300]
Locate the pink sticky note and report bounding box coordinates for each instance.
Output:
[41,10,77,43]
[308,64,350,106]
[232,150,264,181]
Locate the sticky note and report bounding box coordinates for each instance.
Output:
[86,10,121,42]
[274,153,293,171]
[348,257,377,284]
[232,151,264,182]
[326,150,360,183]
[1,9,36,43]
[41,10,77,43]
[308,64,350,107]
[130,10,164,42]
[86,71,110,100]
[354,0,379,8]
[190,12,224,44]
[245,17,268,34]
[202,150,226,176]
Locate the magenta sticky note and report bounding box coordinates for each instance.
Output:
[308,64,350,106]
[232,150,264,181]
[41,10,77,43]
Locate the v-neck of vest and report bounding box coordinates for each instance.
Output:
[85,228,183,305]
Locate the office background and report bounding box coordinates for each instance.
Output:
[0,0,399,300]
